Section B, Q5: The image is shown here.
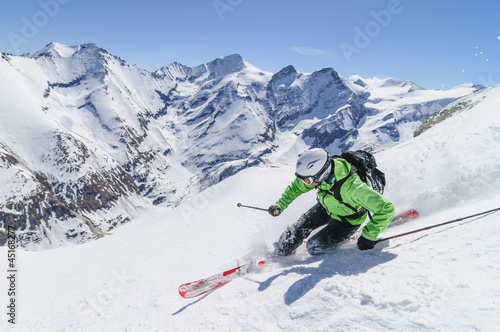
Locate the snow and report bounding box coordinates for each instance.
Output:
[349,76,483,150]
[1,84,500,331]
[28,42,81,59]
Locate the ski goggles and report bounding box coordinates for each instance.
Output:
[299,174,333,185]
[300,176,315,185]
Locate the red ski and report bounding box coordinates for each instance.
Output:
[178,260,266,299]
[389,209,420,228]
[350,209,419,242]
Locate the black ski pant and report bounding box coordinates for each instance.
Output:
[273,203,360,256]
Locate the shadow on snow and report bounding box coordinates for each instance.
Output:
[257,247,398,305]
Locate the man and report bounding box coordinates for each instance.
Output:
[268,148,395,256]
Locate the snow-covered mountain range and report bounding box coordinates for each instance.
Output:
[0,42,483,249]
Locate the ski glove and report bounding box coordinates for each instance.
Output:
[357,235,377,250]
[268,205,282,217]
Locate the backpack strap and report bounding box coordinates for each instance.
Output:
[318,159,368,221]
[331,162,358,212]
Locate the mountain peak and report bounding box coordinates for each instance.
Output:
[277,65,297,75]
[378,78,425,90]
[451,83,486,91]
[154,62,191,81]
[269,65,298,87]
[28,42,106,59]
[206,54,246,77]
[29,42,80,58]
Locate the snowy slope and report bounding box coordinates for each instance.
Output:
[378,84,500,215]
[1,84,499,331]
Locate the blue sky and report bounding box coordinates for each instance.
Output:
[1,0,499,89]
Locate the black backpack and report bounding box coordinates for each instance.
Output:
[319,150,386,221]
[337,150,386,194]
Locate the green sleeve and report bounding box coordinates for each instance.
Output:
[276,178,314,211]
[350,182,395,241]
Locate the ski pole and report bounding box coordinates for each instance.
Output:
[237,203,268,212]
[377,206,500,243]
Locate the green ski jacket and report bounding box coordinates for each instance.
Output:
[275,158,395,241]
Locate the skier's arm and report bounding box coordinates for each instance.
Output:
[275,178,314,211]
[351,183,395,241]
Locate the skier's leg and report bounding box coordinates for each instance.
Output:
[306,219,360,256]
[273,203,330,256]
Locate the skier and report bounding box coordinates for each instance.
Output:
[268,148,395,256]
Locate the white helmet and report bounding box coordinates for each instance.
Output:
[295,148,331,183]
